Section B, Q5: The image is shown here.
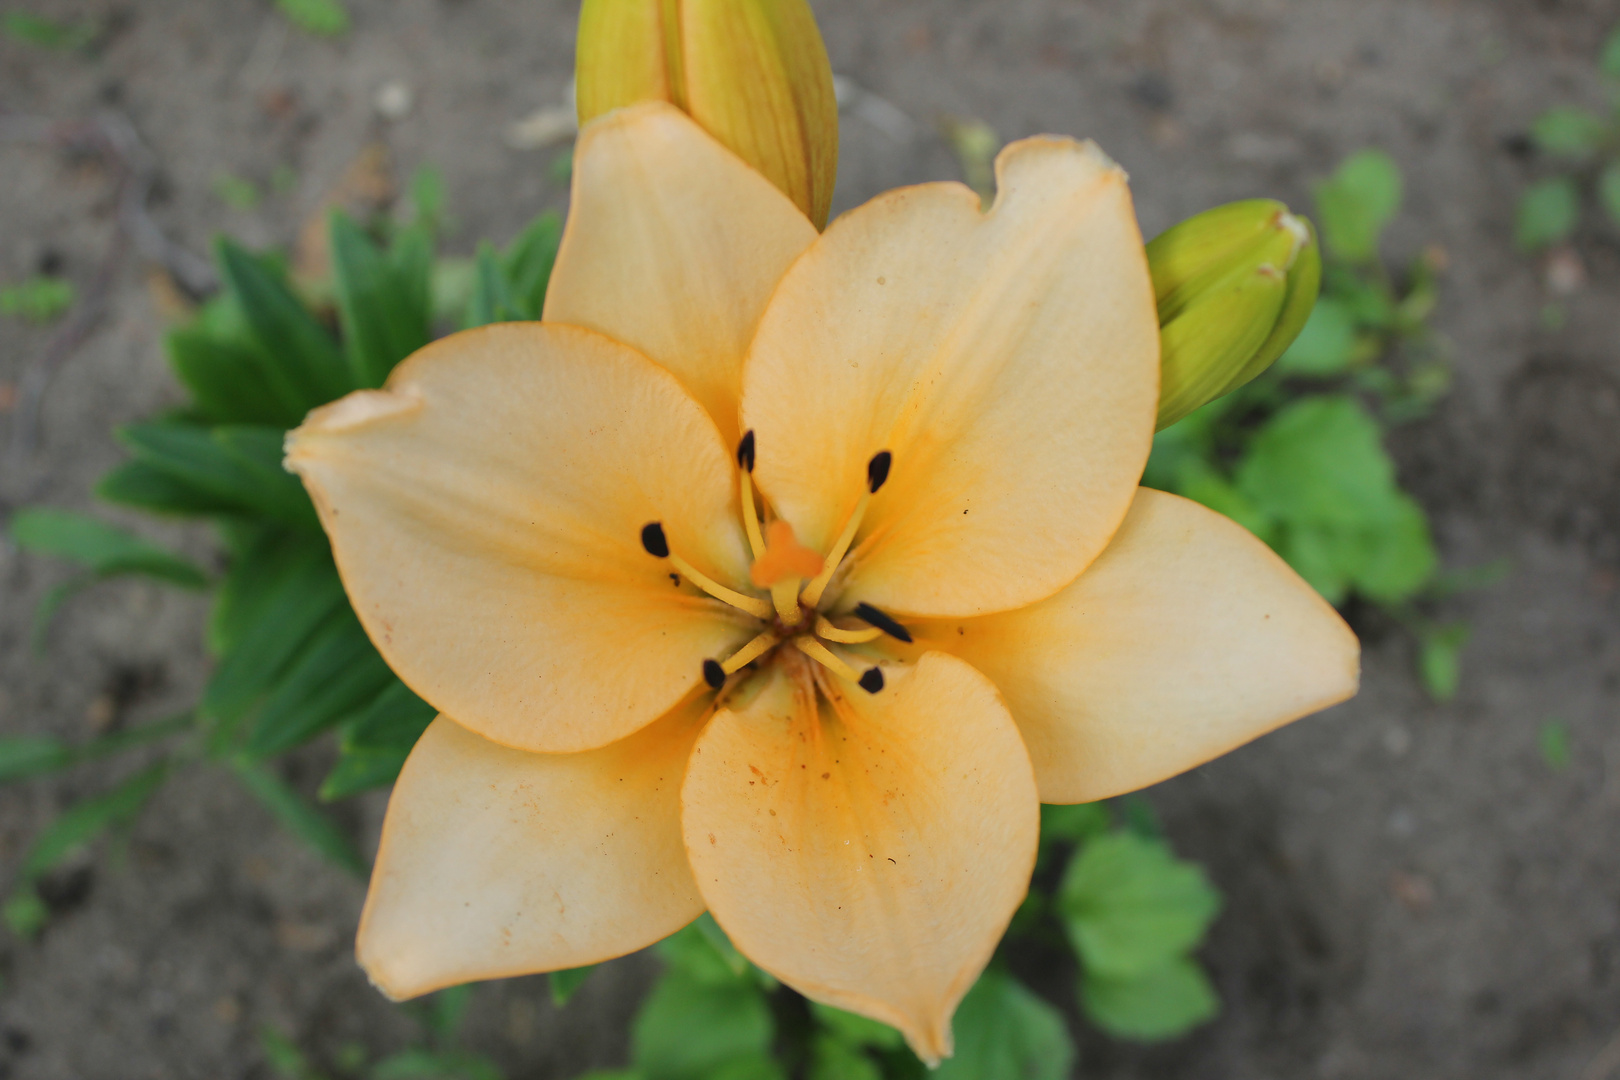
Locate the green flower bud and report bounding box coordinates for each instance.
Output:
[576,0,839,229]
[1147,199,1322,430]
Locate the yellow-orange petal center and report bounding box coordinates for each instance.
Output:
[749,520,825,588]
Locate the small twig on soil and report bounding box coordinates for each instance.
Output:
[0,109,216,480]
[1584,1029,1620,1080]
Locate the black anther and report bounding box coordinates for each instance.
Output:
[867,451,892,493]
[737,430,756,472]
[641,522,670,558]
[853,602,913,643]
[858,667,885,694]
[703,659,726,689]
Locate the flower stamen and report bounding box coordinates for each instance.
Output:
[795,636,884,693]
[799,450,891,608]
[852,602,913,643]
[641,521,773,619]
[737,431,766,560]
[814,615,882,644]
[722,629,781,674]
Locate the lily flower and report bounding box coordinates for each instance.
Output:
[285,102,1358,1064]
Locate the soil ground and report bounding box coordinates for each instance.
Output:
[3,1,1620,1077]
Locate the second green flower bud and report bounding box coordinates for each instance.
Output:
[1147,199,1321,430]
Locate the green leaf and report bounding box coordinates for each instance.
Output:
[1530,107,1610,158]
[1275,297,1358,376]
[243,611,395,757]
[1350,494,1437,603]
[428,983,474,1044]
[319,746,409,801]
[0,736,72,783]
[1603,26,1620,79]
[1312,150,1403,263]
[631,968,774,1080]
[207,528,327,656]
[1057,830,1221,979]
[1418,622,1469,703]
[549,965,597,1006]
[655,916,754,986]
[0,275,75,322]
[213,174,262,211]
[1081,956,1219,1042]
[111,421,318,530]
[1237,396,1400,527]
[3,889,50,939]
[807,1034,882,1080]
[1600,161,1620,229]
[341,680,437,754]
[259,1025,320,1080]
[1039,801,1111,846]
[808,1002,906,1051]
[275,0,350,36]
[0,12,95,50]
[1539,720,1572,771]
[167,323,310,427]
[1516,177,1580,251]
[330,211,432,388]
[464,241,516,329]
[10,508,208,587]
[231,759,366,876]
[501,213,563,320]
[934,968,1074,1080]
[216,238,353,408]
[19,761,169,882]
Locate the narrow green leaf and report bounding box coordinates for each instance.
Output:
[1081,957,1219,1042]
[501,212,563,320]
[0,736,72,783]
[2,12,95,50]
[212,425,321,530]
[1418,622,1470,703]
[319,746,409,801]
[464,241,515,329]
[10,507,209,586]
[167,324,308,428]
[207,528,327,656]
[935,968,1074,1080]
[428,983,475,1043]
[631,968,773,1080]
[20,762,170,881]
[97,459,236,518]
[342,680,436,754]
[1603,26,1620,79]
[243,612,394,757]
[549,965,597,1006]
[275,0,350,37]
[1530,107,1610,157]
[1057,830,1222,979]
[232,759,366,876]
[113,421,316,530]
[330,211,432,388]
[1516,177,1580,251]
[1600,161,1620,229]
[216,238,352,408]
[3,889,50,938]
[1539,720,1572,771]
[258,1025,318,1080]
[0,275,76,322]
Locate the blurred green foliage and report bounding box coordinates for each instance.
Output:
[0,275,75,323]
[1514,25,1620,250]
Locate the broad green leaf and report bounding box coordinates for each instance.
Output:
[655,917,752,986]
[1276,297,1357,376]
[242,610,394,757]
[10,507,208,586]
[501,212,563,319]
[1530,107,1609,158]
[1516,177,1580,251]
[202,552,347,727]
[808,1002,906,1051]
[330,211,432,388]
[549,965,597,1006]
[275,0,350,36]
[1039,801,1111,846]
[167,324,309,428]
[1418,622,1470,703]
[341,680,436,754]
[1057,831,1221,979]
[1081,956,1219,1042]
[0,736,72,783]
[1600,161,1620,229]
[318,746,409,801]
[232,759,366,876]
[708,1055,787,1080]
[1166,457,1275,541]
[1236,396,1400,529]
[464,241,516,329]
[808,1034,882,1080]
[19,761,169,881]
[1350,494,1437,603]
[631,968,774,1080]
[216,238,352,408]
[934,968,1074,1080]
[0,275,75,322]
[1312,150,1402,263]
[428,983,474,1043]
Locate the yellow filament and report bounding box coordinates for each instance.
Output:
[722,630,780,674]
[799,491,870,608]
[739,471,766,560]
[668,554,772,619]
[814,615,882,644]
[771,580,804,626]
[794,636,859,682]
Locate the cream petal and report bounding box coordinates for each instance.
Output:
[545,102,818,447]
[681,653,1039,1064]
[286,322,760,754]
[358,704,709,1000]
[739,135,1159,618]
[910,488,1360,803]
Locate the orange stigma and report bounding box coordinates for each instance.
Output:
[749,521,824,588]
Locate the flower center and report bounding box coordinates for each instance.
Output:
[638,432,908,695]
